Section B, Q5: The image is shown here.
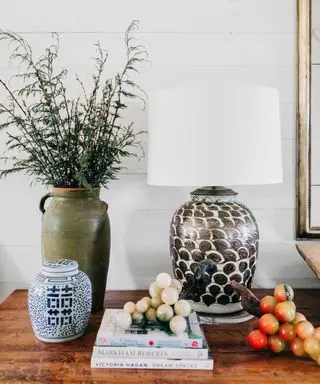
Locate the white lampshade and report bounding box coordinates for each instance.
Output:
[147,85,283,186]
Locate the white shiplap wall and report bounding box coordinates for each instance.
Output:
[0,0,319,302]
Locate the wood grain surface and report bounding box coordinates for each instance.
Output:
[0,289,320,384]
[297,244,320,279]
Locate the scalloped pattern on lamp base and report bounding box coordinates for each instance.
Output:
[170,191,259,315]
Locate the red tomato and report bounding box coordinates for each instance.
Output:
[278,323,296,341]
[274,284,294,302]
[268,334,286,353]
[260,295,277,314]
[258,314,279,335]
[248,330,268,350]
[274,301,296,323]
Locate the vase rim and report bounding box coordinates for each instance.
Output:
[52,187,100,192]
[51,187,101,198]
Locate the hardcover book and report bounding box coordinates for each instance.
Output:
[91,357,213,370]
[95,309,203,348]
[92,341,209,360]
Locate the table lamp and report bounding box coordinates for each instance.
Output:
[147,85,283,314]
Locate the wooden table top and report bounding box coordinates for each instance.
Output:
[1,289,320,384]
[296,244,320,279]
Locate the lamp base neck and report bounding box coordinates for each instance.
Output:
[191,186,238,196]
[191,186,238,203]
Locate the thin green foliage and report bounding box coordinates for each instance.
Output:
[0,21,147,188]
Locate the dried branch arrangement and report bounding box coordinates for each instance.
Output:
[0,21,147,188]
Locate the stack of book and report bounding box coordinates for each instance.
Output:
[91,308,213,370]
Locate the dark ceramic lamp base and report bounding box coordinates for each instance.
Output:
[170,186,259,314]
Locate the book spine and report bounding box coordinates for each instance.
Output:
[92,346,208,360]
[91,357,213,370]
[95,336,203,348]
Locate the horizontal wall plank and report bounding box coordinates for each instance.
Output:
[0,136,295,247]
[0,57,296,174]
[1,240,319,291]
[0,33,294,70]
[0,204,296,249]
[143,33,294,67]
[254,209,294,243]
[0,137,295,247]
[253,242,320,288]
[0,245,41,284]
[0,180,43,246]
[0,65,295,105]
[143,66,295,103]
[0,0,295,34]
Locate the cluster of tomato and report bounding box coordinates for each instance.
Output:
[247,284,320,365]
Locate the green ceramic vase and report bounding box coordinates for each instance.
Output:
[40,188,111,312]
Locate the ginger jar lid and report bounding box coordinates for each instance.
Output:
[42,259,79,276]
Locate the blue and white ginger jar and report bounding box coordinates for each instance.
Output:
[28,259,92,342]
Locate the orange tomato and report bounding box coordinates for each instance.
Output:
[274,284,294,302]
[260,295,277,314]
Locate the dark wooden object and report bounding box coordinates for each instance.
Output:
[296,244,320,279]
[230,281,262,317]
[1,289,320,383]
